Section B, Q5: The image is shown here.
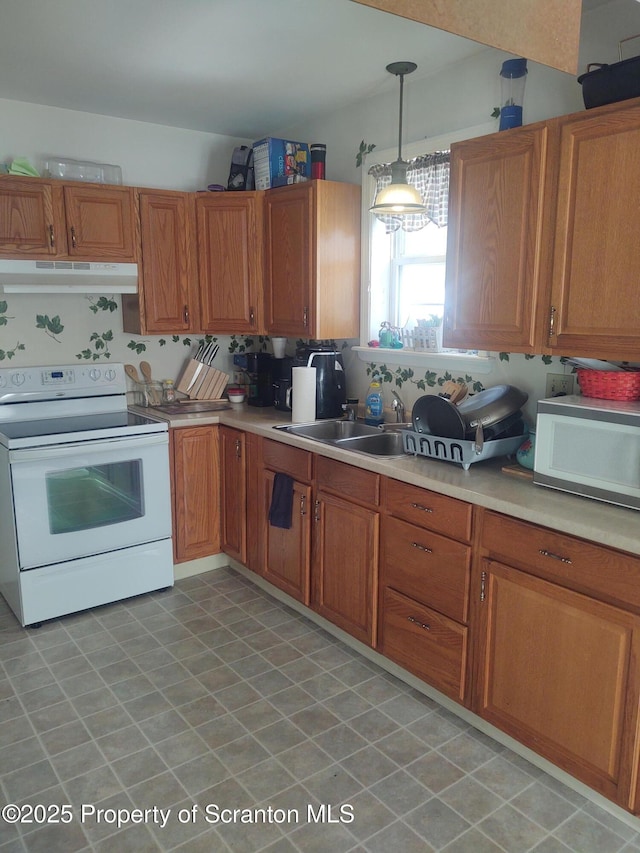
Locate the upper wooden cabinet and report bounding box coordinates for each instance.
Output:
[0,177,67,255]
[549,101,640,359]
[444,97,640,360]
[0,176,137,262]
[444,124,556,354]
[123,189,198,335]
[62,184,137,260]
[196,192,263,334]
[264,180,361,339]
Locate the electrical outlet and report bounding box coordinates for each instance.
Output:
[545,373,575,397]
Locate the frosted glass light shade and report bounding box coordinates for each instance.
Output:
[370,158,426,216]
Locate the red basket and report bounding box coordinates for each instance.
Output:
[576,369,640,401]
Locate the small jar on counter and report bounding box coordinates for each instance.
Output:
[162,380,176,403]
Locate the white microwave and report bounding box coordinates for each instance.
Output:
[534,394,640,511]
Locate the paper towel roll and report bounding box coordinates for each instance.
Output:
[292,366,316,423]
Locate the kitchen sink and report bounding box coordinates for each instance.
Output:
[280,420,381,441]
[334,431,407,457]
[274,419,408,457]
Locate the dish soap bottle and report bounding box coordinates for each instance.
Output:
[365,377,385,426]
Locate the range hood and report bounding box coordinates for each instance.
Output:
[0,260,138,294]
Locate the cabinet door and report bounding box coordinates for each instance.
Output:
[444,125,555,353]
[476,560,640,808]
[262,469,311,604]
[220,426,246,564]
[126,190,198,334]
[197,193,263,333]
[264,183,313,337]
[63,184,137,260]
[549,101,640,359]
[171,426,220,563]
[0,177,67,255]
[312,489,379,646]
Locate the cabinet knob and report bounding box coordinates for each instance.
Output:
[249,307,255,324]
[539,548,572,565]
[407,615,430,631]
[480,570,488,602]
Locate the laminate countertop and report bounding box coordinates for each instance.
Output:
[133,403,640,558]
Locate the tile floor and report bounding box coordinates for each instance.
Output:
[1,567,640,853]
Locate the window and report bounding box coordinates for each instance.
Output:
[362,123,495,350]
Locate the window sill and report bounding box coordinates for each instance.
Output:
[353,346,495,375]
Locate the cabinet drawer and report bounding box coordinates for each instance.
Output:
[316,456,380,506]
[384,478,473,542]
[379,587,467,703]
[381,516,470,623]
[482,511,640,611]
[262,439,313,482]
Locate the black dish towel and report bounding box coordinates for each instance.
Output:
[269,472,294,529]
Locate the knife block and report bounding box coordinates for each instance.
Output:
[176,359,229,400]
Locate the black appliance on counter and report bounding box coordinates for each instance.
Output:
[233,352,274,407]
[295,344,346,419]
[272,357,294,412]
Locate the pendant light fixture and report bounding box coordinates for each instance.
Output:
[370,61,426,217]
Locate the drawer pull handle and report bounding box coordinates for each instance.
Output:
[408,615,430,631]
[300,495,307,516]
[539,548,572,565]
[410,502,433,513]
[48,224,55,247]
[411,541,432,554]
[70,225,77,248]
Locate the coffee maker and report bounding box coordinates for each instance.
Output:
[233,352,274,407]
[295,344,346,419]
[272,357,294,412]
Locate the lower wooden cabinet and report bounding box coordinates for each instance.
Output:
[262,469,312,603]
[220,426,247,564]
[381,587,468,703]
[312,488,379,646]
[170,425,220,563]
[379,481,472,704]
[475,558,640,809]
[258,439,313,604]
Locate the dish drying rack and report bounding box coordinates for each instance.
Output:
[402,429,525,470]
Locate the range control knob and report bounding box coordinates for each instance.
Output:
[104,368,117,382]
[89,368,102,381]
[11,372,25,386]
[0,375,6,388]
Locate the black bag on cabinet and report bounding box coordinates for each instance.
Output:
[227,145,254,191]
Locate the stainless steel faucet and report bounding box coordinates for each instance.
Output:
[391,389,406,423]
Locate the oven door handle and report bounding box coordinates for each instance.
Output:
[9,433,168,462]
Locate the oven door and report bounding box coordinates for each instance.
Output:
[9,433,172,570]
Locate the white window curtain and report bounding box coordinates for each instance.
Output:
[368,151,450,233]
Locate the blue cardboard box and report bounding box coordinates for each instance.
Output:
[253,137,310,189]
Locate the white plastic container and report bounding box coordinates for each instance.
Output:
[43,158,122,184]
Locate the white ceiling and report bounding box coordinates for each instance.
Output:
[0,0,497,139]
[0,0,611,140]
